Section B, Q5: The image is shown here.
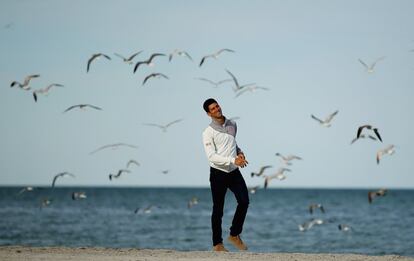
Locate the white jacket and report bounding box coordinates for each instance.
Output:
[202,118,243,173]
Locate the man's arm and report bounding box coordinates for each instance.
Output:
[202,131,236,166]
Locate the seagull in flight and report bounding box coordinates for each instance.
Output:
[376,145,395,164]
[33,83,64,102]
[169,49,193,62]
[350,134,378,144]
[194,77,232,88]
[17,186,35,196]
[311,110,339,127]
[10,74,40,90]
[52,172,75,188]
[142,73,169,85]
[114,51,143,64]
[188,197,199,208]
[133,53,166,73]
[264,168,291,189]
[126,159,140,168]
[87,53,111,73]
[309,203,325,214]
[199,49,235,67]
[338,224,352,232]
[109,169,131,180]
[234,85,269,98]
[134,205,156,214]
[63,104,102,113]
[143,119,183,132]
[89,143,138,155]
[298,218,324,232]
[368,188,387,203]
[225,69,256,92]
[72,192,87,200]
[248,185,260,194]
[275,153,302,166]
[358,56,385,73]
[251,165,272,177]
[356,125,382,142]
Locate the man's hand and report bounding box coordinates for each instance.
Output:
[235,154,248,168]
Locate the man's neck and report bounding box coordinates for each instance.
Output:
[212,116,225,125]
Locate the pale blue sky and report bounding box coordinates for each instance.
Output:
[1,0,413,188]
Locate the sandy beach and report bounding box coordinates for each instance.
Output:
[0,246,413,261]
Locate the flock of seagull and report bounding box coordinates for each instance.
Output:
[9,44,397,235]
[245,98,396,232]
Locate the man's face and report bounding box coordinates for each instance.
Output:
[207,102,222,118]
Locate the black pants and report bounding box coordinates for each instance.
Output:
[209,167,249,246]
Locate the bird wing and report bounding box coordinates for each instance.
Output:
[358,59,369,69]
[182,51,193,61]
[311,115,324,124]
[199,56,208,67]
[373,128,382,142]
[148,53,166,63]
[325,110,338,122]
[114,53,127,60]
[217,48,235,55]
[134,61,147,73]
[142,74,155,85]
[143,123,164,129]
[87,54,100,73]
[127,160,140,168]
[63,105,80,113]
[128,51,143,61]
[24,74,40,86]
[196,78,217,86]
[258,165,272,174]
[217,79,232,85]
[165,119,183,128]
[225,69,240,89]
[371,56,385,69]
[33,92,37,102]
[86,104,102,110]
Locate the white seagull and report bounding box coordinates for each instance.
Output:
[72,192,87,200]
[109,169,131,180]
[169,49,193,62]
[264,168,291,189]
[338,224,352,232]
[376,145,395,164]
[143,119,183,132]
[126,159,140,168]
[311,110,339,127]
[251,165,272,177]
[194,77,232,88]
[33,83,64,102]
[225,69,256,92]
[298,218,324,232]
[309,203,325,214]
[248,185,260,194]
[10,74,40,90]
[17,186,35,196]
[368,188,387,203]
[275,153,302,166]
[188,197,199,208]
[133,53,166,73]
[234,85,269,98]
[63,104,102,113]
[114,51,143,64]
[52,172,75,188]
[199,49,235,67]
[142,73,169,85]
[358,56,385,73]
[357,125,382,142]
[89,143,138,155]
[87,53,111,73]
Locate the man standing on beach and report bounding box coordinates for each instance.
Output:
[202,98,249,252]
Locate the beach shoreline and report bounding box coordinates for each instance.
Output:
[1,246,413,261]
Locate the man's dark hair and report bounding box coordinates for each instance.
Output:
[203,98,217,113]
